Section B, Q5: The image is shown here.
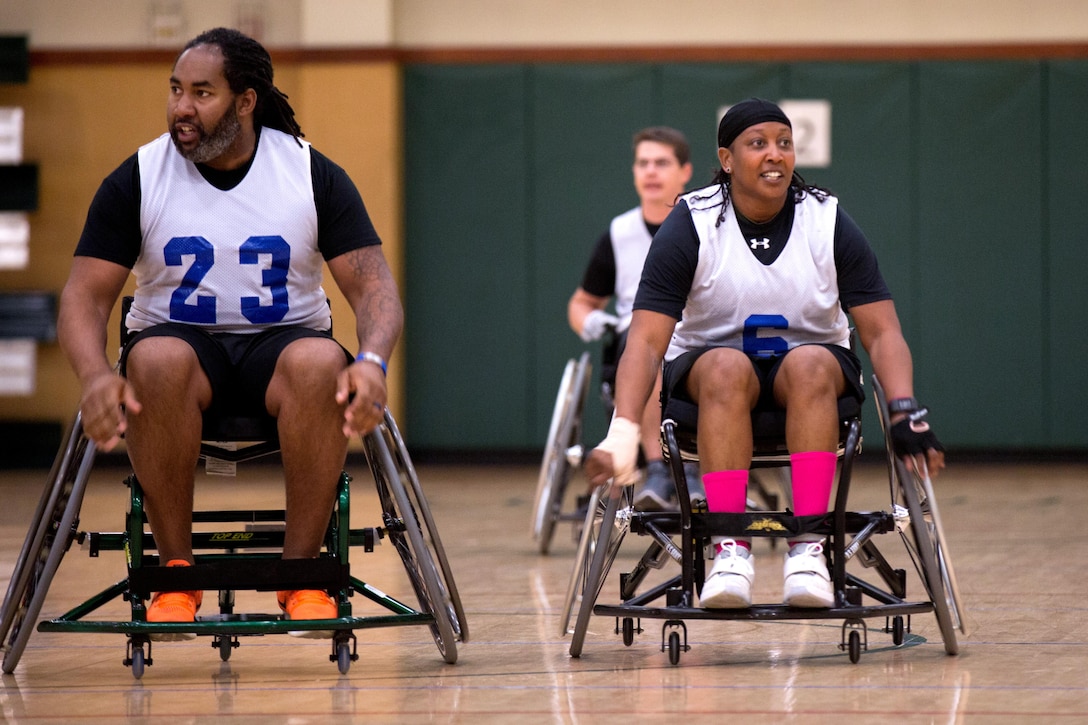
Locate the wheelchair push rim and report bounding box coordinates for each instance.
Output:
[364,425,460,664]
[378,410,469,644]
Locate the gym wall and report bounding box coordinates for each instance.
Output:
[403,58,1088,454]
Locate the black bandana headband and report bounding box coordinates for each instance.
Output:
[717,98,792,149]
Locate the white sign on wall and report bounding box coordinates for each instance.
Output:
[0,108,24,164]
[716,99,832,168]
[0,339,36,396]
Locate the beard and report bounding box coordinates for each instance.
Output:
[171,104,242,164]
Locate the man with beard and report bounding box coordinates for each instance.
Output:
[57,28,403,631]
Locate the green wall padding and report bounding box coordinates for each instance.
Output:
[1047,61,1088,447]
[404,66,533,448]
[916,61,1045,447]
[404,59,1088,453]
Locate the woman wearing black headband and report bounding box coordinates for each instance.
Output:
[586,98,945,609]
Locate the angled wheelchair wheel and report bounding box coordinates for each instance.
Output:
[558,486,601,636]
[568,482,631,657]
[893,458,965,654]
[531,352,592,554]
[378,410,468,644]
[364,422,459,664]
[1,416,96,674]
[872,376,967,656]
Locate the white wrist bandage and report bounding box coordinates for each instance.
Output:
[594,416,641,486]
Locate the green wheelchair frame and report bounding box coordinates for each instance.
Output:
[0,407,468,679]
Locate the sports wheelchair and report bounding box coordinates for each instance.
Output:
[0,313,467,679]
[566,375,967,664]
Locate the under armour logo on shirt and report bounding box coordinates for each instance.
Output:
[749,238,771,250]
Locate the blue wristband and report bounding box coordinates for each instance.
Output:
[355,351,387,377]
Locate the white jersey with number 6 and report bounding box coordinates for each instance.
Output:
[666,187,851,362]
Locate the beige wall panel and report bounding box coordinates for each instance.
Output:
[391,0,1088,46]
[0,64,163,424]
[294,61,405,428]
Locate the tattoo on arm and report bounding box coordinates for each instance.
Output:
[344,246,403,355]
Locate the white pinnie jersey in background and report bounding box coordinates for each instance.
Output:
[608,206,654,326]
[127,129,332,334]
[665,187,851,362]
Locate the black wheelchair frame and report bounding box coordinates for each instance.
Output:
[566,375,967,664]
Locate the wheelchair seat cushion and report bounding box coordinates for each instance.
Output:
[201,412,279,443]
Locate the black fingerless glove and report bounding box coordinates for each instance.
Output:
[890,408,945,457]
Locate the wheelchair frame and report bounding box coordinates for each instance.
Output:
[0,407,468,678]
[566,375,967,665]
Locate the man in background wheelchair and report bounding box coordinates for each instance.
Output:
[586,98,945,609]
[568,126,700,512]
[56,28,403,628]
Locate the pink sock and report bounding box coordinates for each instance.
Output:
[703,470,749,513]
[790,451,837,517]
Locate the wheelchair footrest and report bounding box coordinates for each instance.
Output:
[593,600,935,623]
[128,557,349,599]
[630,510,895,540]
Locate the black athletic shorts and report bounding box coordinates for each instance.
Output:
[120,323,352,420]
[661,343,865,411]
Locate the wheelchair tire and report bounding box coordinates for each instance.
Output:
[378,411,468,644]
[1,421,95,675]
[872,375,966,656]
[896,457,961,656]
[559,487,600,636]
[559,484,632,637]
[531,352,592,554]
[568,483,630,657]
[364,426,458,664]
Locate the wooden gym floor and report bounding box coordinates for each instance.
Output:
[1,458,1087,723]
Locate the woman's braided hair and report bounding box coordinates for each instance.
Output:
[694,167,831,227]
[180,27,303,143]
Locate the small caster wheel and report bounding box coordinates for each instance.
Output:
[891,615,905,646]
[622,618,635,647]
[331,632,357,674]
[668,631,682,665]
[214,635,236,661]
[131,645,146,679]
[125,638,151,680]
[848,629,862,663]
[337,642,352,674]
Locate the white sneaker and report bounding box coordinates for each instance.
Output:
[783,541,834,608]
[700,540,753,608]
